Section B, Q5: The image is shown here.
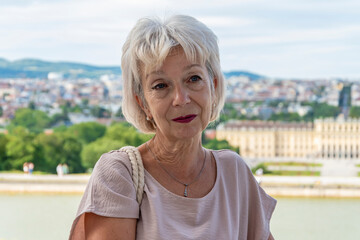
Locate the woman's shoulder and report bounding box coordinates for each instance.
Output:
[91,149,133,182]
[211,149,252,178]
[211,149,247,167]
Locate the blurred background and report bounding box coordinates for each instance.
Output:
[1,0,360,239]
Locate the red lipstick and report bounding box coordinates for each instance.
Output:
[172,114,197,123]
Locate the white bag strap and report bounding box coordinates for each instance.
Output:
[119,146,145,204]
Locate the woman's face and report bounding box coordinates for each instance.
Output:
[139,47,215,141]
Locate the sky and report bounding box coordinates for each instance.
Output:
[0,0,359,79]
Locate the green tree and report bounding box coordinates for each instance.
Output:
[202,137,239,153]
[81,138,126,169]
[91,106,111,118]
[349,106,360,118]
[53,125,68,132]
[80,122,152,169]
[81,98,89,106]
[105,122,152,146]
[67,122,106,144]
[302,102,340,121]
[7,108,51,133]
[50,110,70,127]
[268,112,302,122]
[115,107,124,118]
[5,127,39,170]
[34,133,62,172]
[62,136,84,173]
[61,101,83,113]
[34,132,84,173]
[0,134,9,170]
[28,101,36,110]
[251,163,272,174]
[0,106,3,117]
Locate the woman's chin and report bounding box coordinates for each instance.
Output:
[172,128,202,140]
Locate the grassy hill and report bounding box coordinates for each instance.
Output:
[0,57,264,80]
[0,58,121,79]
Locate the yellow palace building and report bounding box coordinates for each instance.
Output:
[216,117,360,160]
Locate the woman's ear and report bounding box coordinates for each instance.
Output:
[213,77,218,90]
[135,95,145,110]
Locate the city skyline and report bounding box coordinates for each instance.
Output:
[1,0,360,79]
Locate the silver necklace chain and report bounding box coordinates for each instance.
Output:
[146,142,207,197]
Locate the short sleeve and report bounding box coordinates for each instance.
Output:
[243,158,276,240]
[214,150,276,240]
[69,150,139,238]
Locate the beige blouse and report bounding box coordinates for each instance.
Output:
[70,149,276,240]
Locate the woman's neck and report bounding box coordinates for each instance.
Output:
[148,134,205,179]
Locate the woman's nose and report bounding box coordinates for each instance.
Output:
[172,86,190,106]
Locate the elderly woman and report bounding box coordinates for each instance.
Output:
[70,15,276,239]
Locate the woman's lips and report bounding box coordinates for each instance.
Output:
[172,114,197,123]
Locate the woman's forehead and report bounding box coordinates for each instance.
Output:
[167,45,183,57]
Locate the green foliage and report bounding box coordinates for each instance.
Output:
[349,106,360,118]
[252,162,320,176]
[115,107,124,118]
[90,106,111,118]
[0,134,9,170]
[50,111,70,126]
[268,112,302,122]
[267,100,290,108]
[28,101,36,110]
[211,103,241,129]
[66,122,106,144]
[81,138,126,169]
[0,106,3,117]
[34,133,63,172]
[61,101,82,113]
[5,127,39,170]
[267,170,320,176]
[302,102,340,121]
[53,125,68,132]
[251,163,272,174]
[339,85,351,107]
[70,105,83,113]
[61,136,84,173]
[81,98,89,106]
[80,122,152,169]
[7,108,52,133]
[1,108,154,173]
[105,122,152,146]
[263,161,322,167]
[33,133,84,173]
[202,137,239,153]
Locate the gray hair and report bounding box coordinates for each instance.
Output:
[121,15,225,133]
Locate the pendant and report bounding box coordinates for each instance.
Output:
[184,184,188,197]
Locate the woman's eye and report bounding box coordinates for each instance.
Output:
[189,75,201,82]
[152,83,167,90]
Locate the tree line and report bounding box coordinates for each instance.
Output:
[217,101,360,125]
[0,108,237,174]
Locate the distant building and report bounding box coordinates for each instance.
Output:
[68,113,96,124]
[216,117,360,160]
